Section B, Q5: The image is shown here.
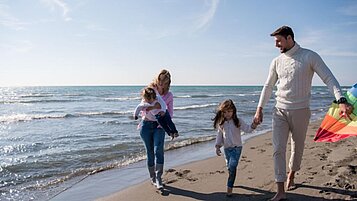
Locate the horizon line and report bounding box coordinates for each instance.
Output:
[0,84,349,88]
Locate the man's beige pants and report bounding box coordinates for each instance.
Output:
[272,107,311,182]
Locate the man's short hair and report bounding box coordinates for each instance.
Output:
[270,25,294,41]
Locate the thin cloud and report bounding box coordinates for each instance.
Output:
[338,3,357,16]
[41,0,72,21]
[337,20,357,27]
[0,4,27,30]
[86,24,107,31]
[299,29,357,57]
[1,40,34,53]
[299,30,324,47]
[194,0,220,32]
[320,50,357,57]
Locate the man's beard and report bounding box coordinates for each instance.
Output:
[281,48,288,53]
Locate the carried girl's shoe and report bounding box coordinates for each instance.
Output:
[169,133,179,140]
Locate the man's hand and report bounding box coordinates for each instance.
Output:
[339,102,354,120]
[254,107,263,125]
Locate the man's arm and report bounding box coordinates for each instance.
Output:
[310,51,350,116]
[254,60,278,124]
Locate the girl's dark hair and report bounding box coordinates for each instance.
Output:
[212,99,240,129]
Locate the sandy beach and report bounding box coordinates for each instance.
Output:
[97,120,356,201]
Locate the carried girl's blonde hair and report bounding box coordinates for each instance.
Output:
[141,87,156,101]
[212,99,240,129]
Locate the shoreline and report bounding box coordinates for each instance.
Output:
[49,127,272,201]
[97,120,357,201]
[50,129,270,201]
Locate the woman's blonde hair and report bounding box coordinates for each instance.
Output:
[149,69,171,94]
[212,99,240,129]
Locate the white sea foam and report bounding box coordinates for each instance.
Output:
[174,103,217,110]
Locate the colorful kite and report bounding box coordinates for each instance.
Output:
[314,83,357,142]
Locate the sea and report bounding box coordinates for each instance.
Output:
[0,85,344,201]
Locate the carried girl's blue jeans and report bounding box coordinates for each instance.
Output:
[140,120,165,167]
[155,110,178,136]
[224,146,243,188]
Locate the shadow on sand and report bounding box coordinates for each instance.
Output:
[160,184,356,201]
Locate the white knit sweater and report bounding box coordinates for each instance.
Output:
[258,43,343,110]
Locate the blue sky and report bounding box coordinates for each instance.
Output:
[1,0,356,86]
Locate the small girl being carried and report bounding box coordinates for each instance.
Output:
[134,87,179,140]
[212,99,257,197]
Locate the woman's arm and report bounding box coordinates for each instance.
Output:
[164,92,174,117]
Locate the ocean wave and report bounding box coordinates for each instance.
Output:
[0,114,67,123]
[174,95,191,98]
[0,99,80,104]
[174,103,217,110]
[102,120,136,125]
[175,94,234,98]
[0,111,133,124]
[5,136,217,194]
[0,142,45,155]
[15,154,148,193]
[104,97,141,101]
[78,111,132,116]
[165,135,216,151]
[19,94,54,98]
[174,93,258,99]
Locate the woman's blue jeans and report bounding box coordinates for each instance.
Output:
[224,146,242,188]
[140,120,165,167]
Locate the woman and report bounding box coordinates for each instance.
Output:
[139,69,175,190]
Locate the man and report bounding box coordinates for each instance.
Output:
[254,25,350,201]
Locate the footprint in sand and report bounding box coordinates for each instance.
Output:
[209,170,225,174]
[173,169,198,182]
[241,158,251,162]
[316,153,327,161]
[258,148,266,153]
[309,171,318,175]
[166,168,176,173]
[166,179,179,184]
[347,165,357,174]
[174,169,190,176]
[164,169,197,184]
[318,190,331,195]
